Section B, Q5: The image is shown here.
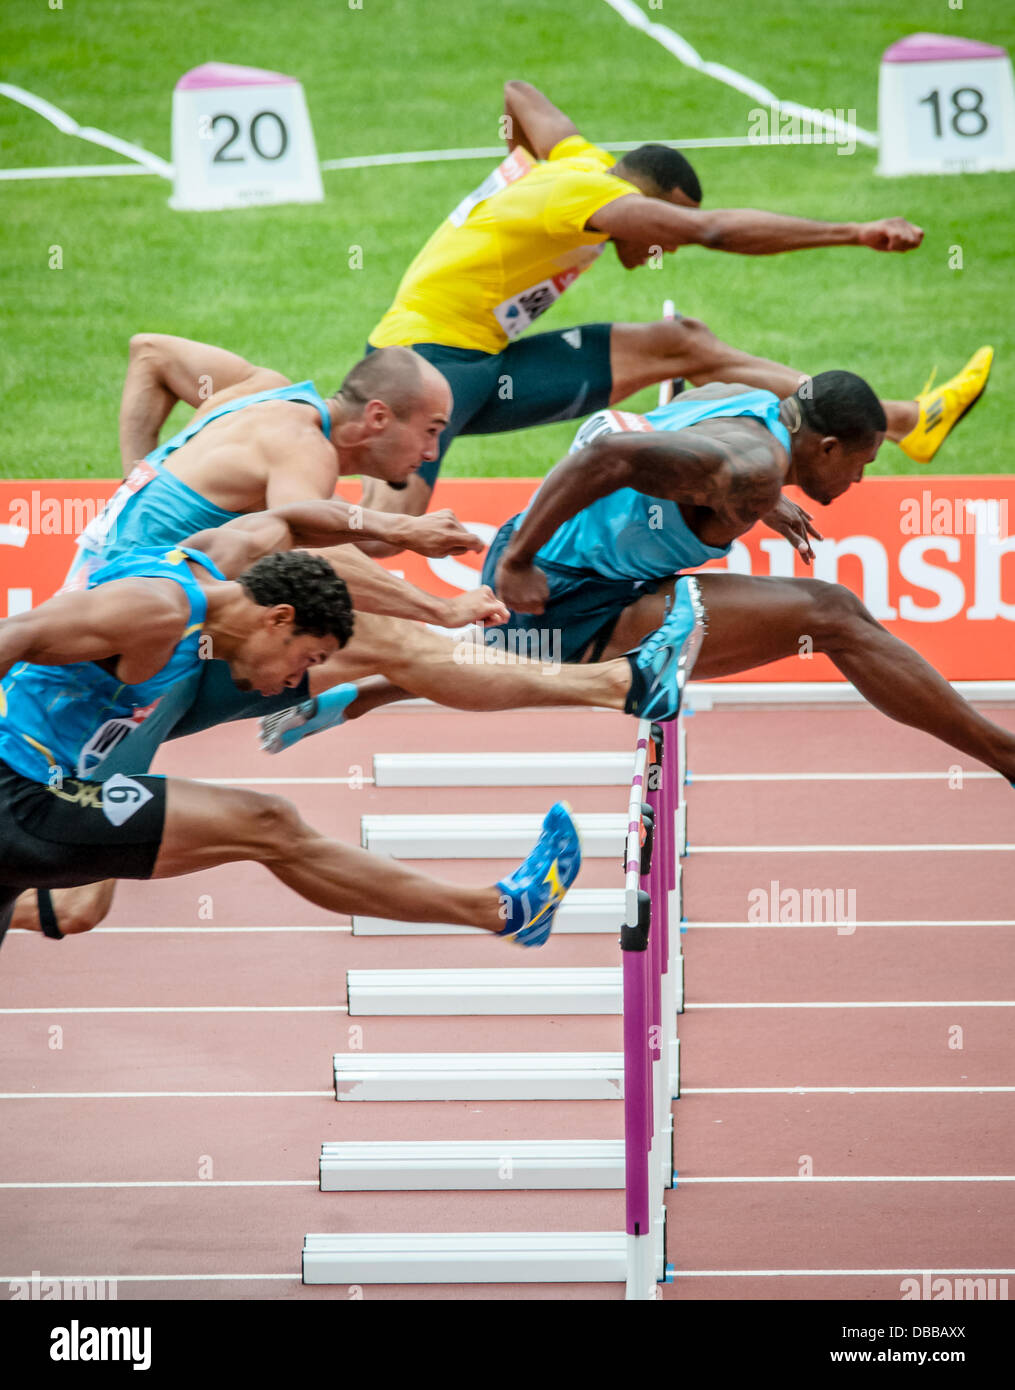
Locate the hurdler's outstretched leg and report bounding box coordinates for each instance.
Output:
[609,572,1015,779]
[152,777,580,945]
[260,612,633,752]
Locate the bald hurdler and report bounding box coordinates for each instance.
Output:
[81,331,506,627]
[359,79,991,524]
[4,332,510,939]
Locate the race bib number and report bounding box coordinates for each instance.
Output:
[101,773,155,828]
[569,409,655,452]
[448,147,534,227]
[76,461,158,554]
[493,246,605,340]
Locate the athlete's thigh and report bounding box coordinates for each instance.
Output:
[608,318,714,402]
[462,323,613,435]
[152,777,299,876]
[306,611,430,693]
[692,571,822,678]
[593,580,678,660]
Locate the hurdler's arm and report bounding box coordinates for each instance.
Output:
[182,499,486,580]
[503,80,579,158]
[118,333,290,474]
[309,543,509,627]
[0,582,185,681]
[496,426,782,612]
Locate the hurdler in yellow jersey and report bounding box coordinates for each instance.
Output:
[360,80,987,523]
[370,135,635,356]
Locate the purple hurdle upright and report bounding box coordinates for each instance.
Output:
[622,717,680,1299]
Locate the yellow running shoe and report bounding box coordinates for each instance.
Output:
[898,346,994,463]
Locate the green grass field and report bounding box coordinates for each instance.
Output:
[1,0,1012,481]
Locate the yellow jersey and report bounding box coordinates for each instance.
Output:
[368,136,637,355]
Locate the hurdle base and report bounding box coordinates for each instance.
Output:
[352,887,625,935]
[303,1231,628,1284]
[346,966,622,1016]
[334,1051,624,1101]
[320,1139,625,1191]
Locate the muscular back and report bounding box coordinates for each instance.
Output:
[159,394,337,513]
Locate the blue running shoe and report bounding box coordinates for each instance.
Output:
[258,683,359,754]
[495,802,582,948]
[624,577,705,722]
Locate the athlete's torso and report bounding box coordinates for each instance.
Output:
[66,381,331,587]
[519,389,791,582]
[369,138,638,354]
[0,547,222,785]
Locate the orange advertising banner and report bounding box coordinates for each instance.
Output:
[0,476,1012,681]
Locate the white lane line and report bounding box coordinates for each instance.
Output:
[319,133,837,173]
[690,771,998,782]
[1,1272,298,1282]
[0,1180,317,1189]
[0,131,861,184]
[199,776,374,786]
[91,926,353,934]
[669,1268,1015,1277]
[0,163,158,182]
[4,1175,1005,1191]
[5,1085,1009,1100]
[691,843,1015,853]
[599,0,877,147]
[683,1086,1015,1095]
[0,1091,334,1099]
[0,83,172,177]
[0,1005,347,1015]
[677,1175,1015,1184]
[686,920,1015,928]
[687,1001,1015,1009]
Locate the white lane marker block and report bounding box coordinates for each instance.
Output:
[303,1231,628,1285]
[319,1140,625,1191]
[346,967,623,1016]
[334,1051,624,1101]
[352,886,625,935]
[360,812,625,858]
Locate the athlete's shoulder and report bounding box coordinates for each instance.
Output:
[545,135,614,171]
[569,408,652,452]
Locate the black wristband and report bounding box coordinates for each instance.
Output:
[37,889,63,939]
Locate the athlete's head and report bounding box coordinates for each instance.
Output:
[331,347,452,484]
[610,145,702,269]
[229,552,354,697]
[784,371,887,506]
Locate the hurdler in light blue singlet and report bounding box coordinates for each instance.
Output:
[517,388,791,582]
[65,381,332,585]
[0,547,224,785]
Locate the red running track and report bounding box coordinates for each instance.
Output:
[0,701,1012,1301]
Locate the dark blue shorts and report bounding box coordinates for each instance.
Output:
[481,517,662,664]
[367,322,614,490]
